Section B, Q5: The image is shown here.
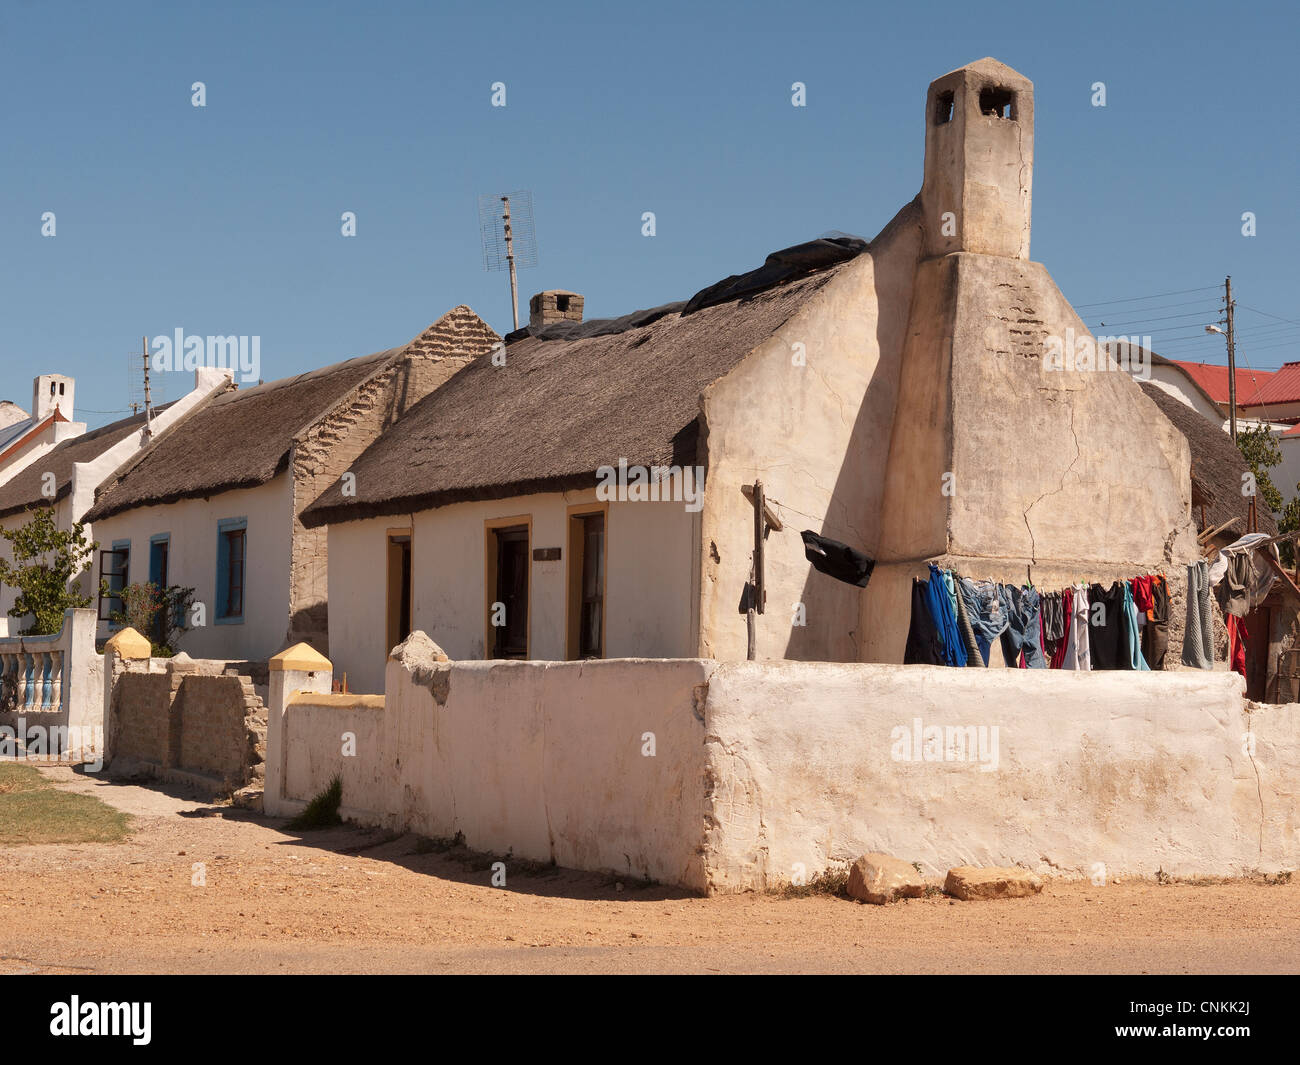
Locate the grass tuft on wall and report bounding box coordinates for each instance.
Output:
[286,773,343,830]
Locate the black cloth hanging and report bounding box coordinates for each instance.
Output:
[1088,581,1126,670]
[904,578,945,665]
[800,530,875,587]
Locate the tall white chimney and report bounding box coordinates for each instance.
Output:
[32,373,75,423]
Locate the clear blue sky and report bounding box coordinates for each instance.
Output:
[3,0,1297,427]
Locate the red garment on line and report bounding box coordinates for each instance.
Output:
[1132,575,1155,617]
[1226,614,1247,679]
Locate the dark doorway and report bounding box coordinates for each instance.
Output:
[492,525,529,658]
[386,532,412,653]
[1244,605,1271,702]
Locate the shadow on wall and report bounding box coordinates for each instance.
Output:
[784,207,922,662]
[286,604,329,657]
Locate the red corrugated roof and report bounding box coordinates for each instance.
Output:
[1171,360,1274,406]
[1241,361,1300,409]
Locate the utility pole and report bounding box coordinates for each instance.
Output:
[1225,276,1237,442]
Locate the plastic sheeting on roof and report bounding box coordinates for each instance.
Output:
[510,233,867,344]
[507,301,687,344]
[680,234,866,316]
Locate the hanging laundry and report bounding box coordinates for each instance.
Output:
[941,569,960,626]
[924,564,967,667]
[956,577,1010,667]
[1000,584,1046,668]
[1214,550,1253,619]
[1142,575,1170,669]
[1121,580,1150,671]
[1062,582,1091,670]
[1049,586,1073,669]
[904,577,945,665]
[1226,613,1247,679]
[1040,590,1066,664]
[1208,532,1277,633]
[1131,575,1155,617]
[1087,581,1126,669]
[952,581,984,666]
[1182,560,1216,670]
[800,531,875,587]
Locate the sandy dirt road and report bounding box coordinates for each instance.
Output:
[1,767,1296,975]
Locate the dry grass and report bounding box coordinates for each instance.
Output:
[0,763,131,845]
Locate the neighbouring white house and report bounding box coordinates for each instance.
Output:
[303,58,1203,693]
[80,307,499,660]
[1142,352,1300,506]
[0,398,34,441]
[0,375,85,489]
[0,369,230,635]
[1146,354,1245,428]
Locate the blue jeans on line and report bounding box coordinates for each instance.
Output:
[1001,584,1046,668]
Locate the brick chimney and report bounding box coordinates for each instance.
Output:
[529,290,584,331]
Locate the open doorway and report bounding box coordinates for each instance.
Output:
[487,523,529,659]
[386,530,412,654]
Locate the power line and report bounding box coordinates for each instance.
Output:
[1073,285,1220,309]
[1239,338,1300,355]
[1088,308,1221,329]
[1084,296,1224,317]
[1238,305,1300,327]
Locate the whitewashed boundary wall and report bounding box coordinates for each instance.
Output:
[264,635,1298,893]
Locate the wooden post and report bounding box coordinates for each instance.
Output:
[753,480,765,616]
[745,479,768,661]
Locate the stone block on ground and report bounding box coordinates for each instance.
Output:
[846,852,926,904]
[943,865,1043,901]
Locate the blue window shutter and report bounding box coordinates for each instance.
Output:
[215,518,247,624]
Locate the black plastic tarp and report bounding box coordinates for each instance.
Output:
[509,231,867,344]
[680,234,867,316]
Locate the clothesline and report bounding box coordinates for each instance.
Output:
[905,564,1170,672]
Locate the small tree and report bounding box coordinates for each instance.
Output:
[111,581,195,657]
[1237,425,1284,514]
[112,582,163,642]
[0,507,101,636]
[1279,496,1300,569]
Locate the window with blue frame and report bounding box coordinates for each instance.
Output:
[149,534,171,642]
[215,518,247,624]
[98,541,130,622]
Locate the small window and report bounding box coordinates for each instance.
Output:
[556,295,571,312]
[216,519,247,623]
[59,383,65,396]
[934,90,954,125]
[98,544,130,622]
[979,87,1015,119]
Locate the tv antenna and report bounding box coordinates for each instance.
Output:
[127,336,162,434]
[478,190,537,331]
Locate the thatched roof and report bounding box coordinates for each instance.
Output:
[1139,381,1277,536]
[303,266,845,528]
[83,351,397,523]
[0,409,155,520]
